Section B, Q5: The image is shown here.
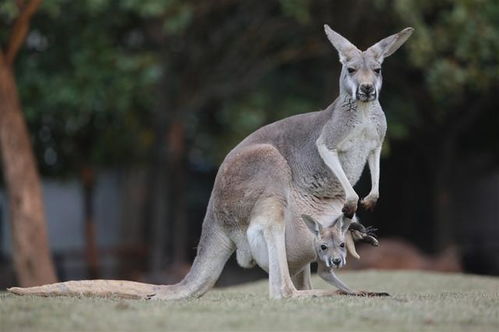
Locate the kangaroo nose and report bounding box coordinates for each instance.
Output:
[360,84,374,94]
[332,258,341,266]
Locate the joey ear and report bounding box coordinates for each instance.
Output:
[366,27,414,61]
[328,214,341,229]
[324,24,361,64]
[301,214,322,238]
[327,214,351,234]
[341,214,354,234]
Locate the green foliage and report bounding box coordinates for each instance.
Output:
[0,0,18,22]
[279,0,311,24]
[0,0,19,43]
[120,0,193,34]
[14,0,164,175]
[5,0,499,175]
[392,0,499,105]
[366,0,499,165]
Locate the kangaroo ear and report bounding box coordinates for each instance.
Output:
[324,24,361,64]
[366,27,414,61]
[302,214,323,238]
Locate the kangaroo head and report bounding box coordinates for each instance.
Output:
[324,24,414,102]
[302,214,353,269]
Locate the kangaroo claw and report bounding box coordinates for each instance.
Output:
[348,223,379,247]
[348,221,366,233]
[361,234,379,247]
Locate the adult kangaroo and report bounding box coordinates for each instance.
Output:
[8,25,413,300]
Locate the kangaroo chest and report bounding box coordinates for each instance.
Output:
[337,109,381,183]
[298,105,383,198]
[337,109,379,152]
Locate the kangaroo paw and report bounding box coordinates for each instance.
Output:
[348,221,366,233]
[360,194,378,210]
[342,200,358,219]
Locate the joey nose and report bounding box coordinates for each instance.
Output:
[360,84,374,94]
[332,258,341,266]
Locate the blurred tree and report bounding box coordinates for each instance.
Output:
[7,0,498,280]
[136,0,334,276]
[15,0,160,277]
[11,0,372,280]
[0,0,57,286]
[374,0,499,250]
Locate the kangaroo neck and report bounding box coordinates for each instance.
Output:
[333,91,380,116]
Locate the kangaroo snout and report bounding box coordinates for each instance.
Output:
[360,84,374,94]
[358,84,376,101]
[325,256,342,268]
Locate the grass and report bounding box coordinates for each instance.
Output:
[1,270,498,332]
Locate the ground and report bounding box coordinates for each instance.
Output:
[1,270,498,331]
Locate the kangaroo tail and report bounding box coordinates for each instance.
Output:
[148,218,235,300]
[7,213,234,300]
[8,280,159,299]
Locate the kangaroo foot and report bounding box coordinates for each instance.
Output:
[145,285,186,301]
[337,290,390,297]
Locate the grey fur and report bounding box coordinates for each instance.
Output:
[150,25,413,300]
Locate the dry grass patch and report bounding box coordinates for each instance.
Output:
[1,270,498,331]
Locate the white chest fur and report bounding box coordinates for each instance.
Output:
[337,103,380,153]
[336,102,382,184]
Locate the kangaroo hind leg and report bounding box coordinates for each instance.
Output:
[252,197,297,299]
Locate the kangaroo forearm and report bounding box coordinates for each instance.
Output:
[318,269,354,293]
[367,146,381,195]
[316,141,357,199]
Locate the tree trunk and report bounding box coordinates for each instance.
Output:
[146,67,171,275]
[0,57,57,286]
[169,121,188,266]
[434,178,452,251]
[433,136,456,252]
[81,167,99,279]
[148,149,169,274]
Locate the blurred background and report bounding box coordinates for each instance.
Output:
[0,0,498,289]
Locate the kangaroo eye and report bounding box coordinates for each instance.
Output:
[347,67,356,74]
[320,244,328,251]
[374,68,381,74]
[340,242,345,248]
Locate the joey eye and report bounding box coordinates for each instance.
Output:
[374,68,381,74]
[347,67,356,74]
[340,242,345,248]
[320,244,328,251]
